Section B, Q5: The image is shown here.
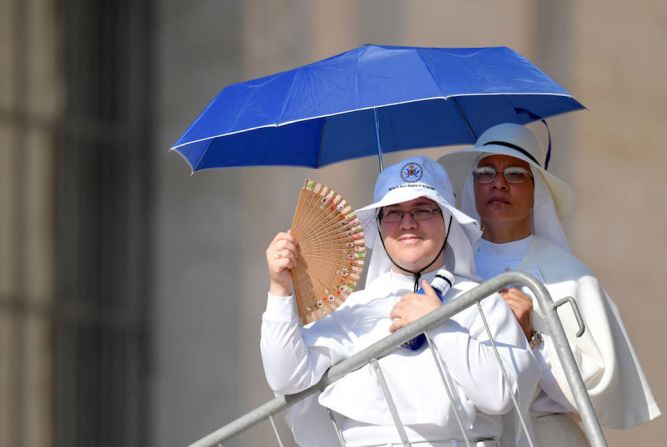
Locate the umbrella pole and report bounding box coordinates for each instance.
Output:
[373,109,384,172]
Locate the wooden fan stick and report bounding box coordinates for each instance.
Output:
[294,198,340,243]
[293,193,361,251]
[296,201,362,243]
[297,235,365,252]
[298,215,362,241]
[289,179,365,324]
[290,180,319,237]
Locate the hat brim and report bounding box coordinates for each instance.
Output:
[355,185,478,248]
[437,145,575,218]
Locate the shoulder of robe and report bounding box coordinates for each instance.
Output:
[529,236,596,281]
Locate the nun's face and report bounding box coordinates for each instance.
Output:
[379,197,446,273]
[473,155,534,242]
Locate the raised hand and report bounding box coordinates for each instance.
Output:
[266,231,299,296]
[499,287,534,340]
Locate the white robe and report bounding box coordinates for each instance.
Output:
[261,269,541,446]
[477,235,660,429]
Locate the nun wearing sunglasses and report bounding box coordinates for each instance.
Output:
[439,123,660,446]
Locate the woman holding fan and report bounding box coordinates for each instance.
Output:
[261,156,540,447]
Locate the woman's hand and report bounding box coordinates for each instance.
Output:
[266,231,299,296]
[389,280,441,332]
[499,287,534,340]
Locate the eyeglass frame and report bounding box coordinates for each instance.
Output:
[472,165,533,184]
[377,206,443,223]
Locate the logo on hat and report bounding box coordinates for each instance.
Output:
[400,162,423,182]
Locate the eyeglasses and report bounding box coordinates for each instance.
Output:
[379,207,442,223]
[472,166,533,184]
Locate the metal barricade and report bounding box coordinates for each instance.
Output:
[188,272,607,447]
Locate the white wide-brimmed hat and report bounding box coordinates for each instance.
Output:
[438,123,575,218]
[437,123,574,251]
[356,156,481,283]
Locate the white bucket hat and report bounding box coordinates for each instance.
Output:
[356,156,481,285]
[437,123,575,251]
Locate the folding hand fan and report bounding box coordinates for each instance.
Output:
[290,180,365,324]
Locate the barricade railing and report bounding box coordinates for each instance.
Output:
[188,272,607,447]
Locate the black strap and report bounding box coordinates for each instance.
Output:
[542,119,552,170]
[376,214,453,292]
[411,272,421,293]
[512,108,552,169]
[482,140,540,166]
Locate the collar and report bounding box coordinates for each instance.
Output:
[359,268,442,304]
[478,235,534,257]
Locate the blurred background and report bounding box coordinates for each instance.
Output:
[1,0,665,446]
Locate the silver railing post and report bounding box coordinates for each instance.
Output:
[369,358,410,446]
[424,334,472,447]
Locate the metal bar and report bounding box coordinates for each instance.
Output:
[188,388,326,447]
[474,302,534,447]
[554,296,585,337]
[369,358,409,446]
[521,278,607,446]
[327,409,347,447]
[268,416,284,447]
[187,271,607,447]
[424,335,471,447]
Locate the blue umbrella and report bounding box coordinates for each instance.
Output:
[171,44,584,171]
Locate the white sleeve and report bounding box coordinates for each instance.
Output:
[428,292,541,416]
[260,293,353,395]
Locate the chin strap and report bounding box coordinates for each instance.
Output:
[377,215,453,292]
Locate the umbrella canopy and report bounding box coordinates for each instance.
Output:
[171,44,584,171]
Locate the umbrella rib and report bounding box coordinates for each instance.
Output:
[168,145,197,174]
[276,67,302,125]
[413,49,448,96]
[413,49,479,140]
